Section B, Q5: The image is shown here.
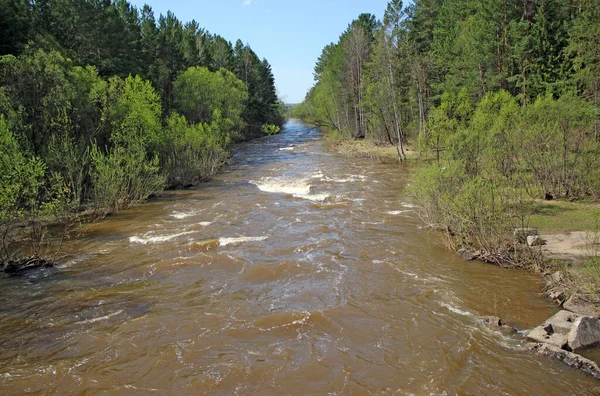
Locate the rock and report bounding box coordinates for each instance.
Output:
[546,288,567,304]
[527,235,547,247]
[514,228,538,244]
[526,310,579,349]
[527,342,600,380]
[188,239,220,252]
[460,249,480,261]
[481,316,504,328]
[563,294,600,317]
[567,316,600,351]
[548,271,563,285]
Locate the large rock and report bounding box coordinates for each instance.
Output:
[563,294,600,317]
[514,228,538,244]
[567,316,600,351]
[526,310,579,349]
[527,235,547,247]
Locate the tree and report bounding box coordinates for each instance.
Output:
[174,66,248,139]
[0,0,31,56]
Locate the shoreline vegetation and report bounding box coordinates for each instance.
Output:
[291,0,600,324]
[0,0,283,271]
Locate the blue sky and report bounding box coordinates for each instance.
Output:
[128,0,394,103]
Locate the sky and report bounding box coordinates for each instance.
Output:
[128,0,394,103]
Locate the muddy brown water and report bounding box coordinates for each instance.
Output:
[0,120,597,394]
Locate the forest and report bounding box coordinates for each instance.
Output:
[0,0,283,265]
[294,0,600,270]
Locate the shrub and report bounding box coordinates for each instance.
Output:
[162,113,228,187]
[90,139,164,216]
[261,124,280,135]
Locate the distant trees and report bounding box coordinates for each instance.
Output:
[297,0,599,145]
[0,0,283,265]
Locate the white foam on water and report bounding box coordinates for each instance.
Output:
[76,309,124,325]
[251,178,311,195]
[386,210,413,215]
[170,211,195,219]
[279,147,294,151]
[129,231,195,245]
[439,302,472,317]
[325,174,368,183]
[251,177,330,202]
[198,222,213,227]
[218,236,268,247]
[311,172,325,179]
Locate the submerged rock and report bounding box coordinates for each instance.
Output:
[3,257,53,274]
[188,239,220,251]
[478,316,518,335]
[481,316,504,328]
[567,316,600,351]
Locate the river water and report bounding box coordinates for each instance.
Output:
[0,120,597,394]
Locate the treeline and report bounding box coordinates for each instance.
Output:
[295,0,600,265]
[0,0,283,263]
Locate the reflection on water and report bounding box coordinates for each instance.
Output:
[0,120,596,394]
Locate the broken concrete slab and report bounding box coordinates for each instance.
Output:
[526,310,579,348]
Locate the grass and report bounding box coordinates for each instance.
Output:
[326,137,419,163]
[527,199,600,233]
[528,200,600,300]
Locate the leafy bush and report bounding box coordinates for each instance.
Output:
[162,113,228,187]
[520,94,598,200]
[89,75,166,215]
[261,124,280,135]
[90,139,164,216]
[0,118,69,263]
[174,66,248,134]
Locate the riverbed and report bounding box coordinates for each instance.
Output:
[0,120,597,393]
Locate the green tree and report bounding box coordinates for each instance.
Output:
[174,66,248,137]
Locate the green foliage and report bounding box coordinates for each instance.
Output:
[520,94,598,199]
[162,112,228,187]
[88,74,166,215]
[90,138,164,216]
[0,49,74,157]
[261,124,280,135]
[0,0,283,264]
[174,67,248,134]
[0,117,71,262]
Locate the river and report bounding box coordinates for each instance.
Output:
[0,120,597,394]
